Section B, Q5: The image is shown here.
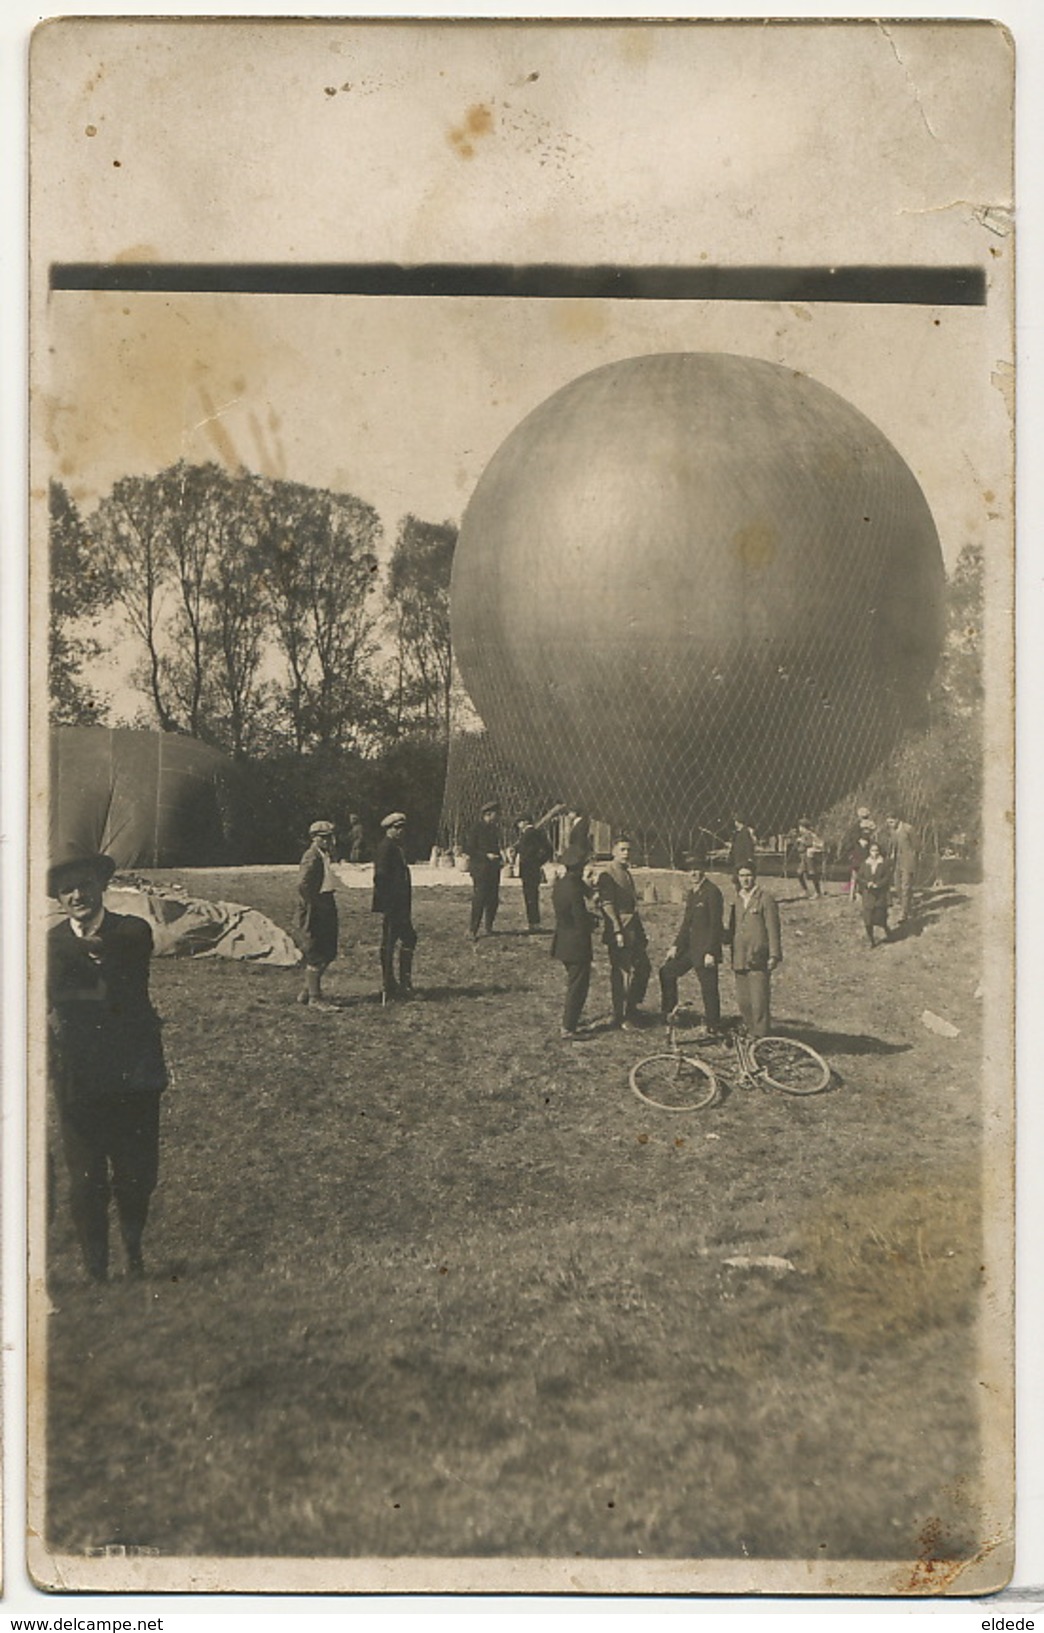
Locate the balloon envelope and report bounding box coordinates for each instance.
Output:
[49,726,246,871]
[449,352,945,835]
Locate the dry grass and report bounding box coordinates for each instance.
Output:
[42,873,988,1566]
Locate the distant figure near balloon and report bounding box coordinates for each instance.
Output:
[448,352,945,839]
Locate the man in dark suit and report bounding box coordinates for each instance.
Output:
[372,811,417,1001]
[596,835,652,1030]
[728,816,757,874]
[47,852,168,1282]
[466,799,505,939]
[550,842,600,1038]
[658,847,725,1030]
[513,814,554,931]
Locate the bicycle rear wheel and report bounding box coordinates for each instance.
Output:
[750,1035,831,1096]
[629,1052,718,1111]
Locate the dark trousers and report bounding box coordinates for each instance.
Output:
[520,869,542,927]
[57,1091,161,1278]
[607,940,651,1022]
[734,969,771,1038]
[658,954,721,1024]
[470,867,500,935]
[380,913,417,994]
[798,863,822,896]
[561,960,591,1032]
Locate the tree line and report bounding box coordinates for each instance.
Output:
[49,463,457,856]
[50,464,985,863]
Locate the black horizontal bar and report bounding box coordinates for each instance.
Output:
[49,262,986,306]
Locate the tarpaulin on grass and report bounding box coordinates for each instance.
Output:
[46,884,301,966]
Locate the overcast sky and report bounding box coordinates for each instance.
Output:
[46,289,1005,574]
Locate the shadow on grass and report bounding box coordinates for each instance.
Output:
[411,983,517,1003]
[772,1019,913,1058]
[879,888,970,941]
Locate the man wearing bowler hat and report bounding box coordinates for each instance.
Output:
[47,851,168,1282]
[658,845,725,1030]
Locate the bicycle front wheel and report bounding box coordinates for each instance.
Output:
[629,1052,718,1111]
[750,1035,832,1096]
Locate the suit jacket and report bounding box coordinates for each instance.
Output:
[673,876,724,963]
[550,871,598,965]
[515,827,553,877]
[47,911,167,1105]
[372,835,412,918]
[467,819,503,875]
[728,886,782,973]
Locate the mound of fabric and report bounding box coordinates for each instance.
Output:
[91,884,300,966]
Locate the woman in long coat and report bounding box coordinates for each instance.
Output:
[855,839,893,948]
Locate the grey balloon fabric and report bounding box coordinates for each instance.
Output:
[49,726,245,871]
[444,352,944,841]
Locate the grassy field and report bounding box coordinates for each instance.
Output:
[43,869,987,1568]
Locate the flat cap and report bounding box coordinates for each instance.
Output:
[309,820,336,836]
[381,811,407,829]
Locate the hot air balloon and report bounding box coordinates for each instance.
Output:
[446,352,945,841]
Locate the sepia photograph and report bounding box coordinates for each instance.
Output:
[25,15,1016,1598]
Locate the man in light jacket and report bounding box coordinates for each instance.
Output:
[727,862,782,1039]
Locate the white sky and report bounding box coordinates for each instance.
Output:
[45,290,1006,576]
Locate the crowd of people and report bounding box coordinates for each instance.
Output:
[45,799,919,1282]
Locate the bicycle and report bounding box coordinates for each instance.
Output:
[627,1014,718,1111]
[629,1014,832,1111]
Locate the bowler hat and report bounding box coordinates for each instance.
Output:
[47,851,116,899]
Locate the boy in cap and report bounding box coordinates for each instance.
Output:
[295,820,339,1008]
[372,812,417,1002]
[47,851,168,1281]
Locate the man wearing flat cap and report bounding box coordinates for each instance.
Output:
[295,819,339,1009]
[47,851,168,1282]
[658,846,725,1031]
[466,799,505,941]
[372,812,417,1002]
